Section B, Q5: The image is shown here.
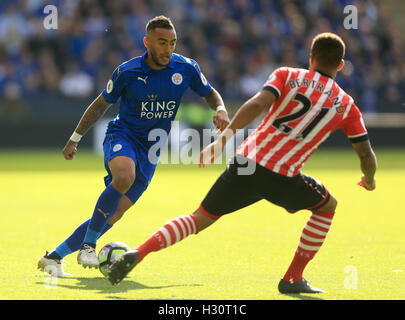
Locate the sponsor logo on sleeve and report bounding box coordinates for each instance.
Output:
[200,72,208,86]
[113,144,122,152]
[106,80,113,93]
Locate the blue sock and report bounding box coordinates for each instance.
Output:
[83,184,123,246]
[49,220,113,259]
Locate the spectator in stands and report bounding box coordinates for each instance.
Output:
[59,60,94,97]
[0,0,403,114]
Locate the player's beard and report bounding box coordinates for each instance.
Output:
[149,49,171,67]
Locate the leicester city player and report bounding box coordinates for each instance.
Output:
[37,16,229,275]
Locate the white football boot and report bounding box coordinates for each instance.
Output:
[77,244,99,268]
[37,254,72,277]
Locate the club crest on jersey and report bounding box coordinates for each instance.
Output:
[106,80,113,93]
[172,73,183,85]
[336,105,344,113]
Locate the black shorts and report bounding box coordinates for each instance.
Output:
[200,155,330,218]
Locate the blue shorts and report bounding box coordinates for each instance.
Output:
[103,131,157,204]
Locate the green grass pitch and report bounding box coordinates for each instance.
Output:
[0,148,404,300]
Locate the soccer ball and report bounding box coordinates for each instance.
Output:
[98,241,131,277]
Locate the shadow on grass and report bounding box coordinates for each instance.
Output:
[36,276,202,298]
[280,293,324,300]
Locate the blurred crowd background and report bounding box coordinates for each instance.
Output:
[0,0,404,125]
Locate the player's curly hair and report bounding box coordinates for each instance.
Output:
[310,32,346,69]
[146,15,175,33]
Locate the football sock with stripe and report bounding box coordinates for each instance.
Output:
[283,211,335,283]
[136,214,199,263]
[48,219,113,260]
[82,184,123,246]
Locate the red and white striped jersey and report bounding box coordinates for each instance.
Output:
[237,67,368,177]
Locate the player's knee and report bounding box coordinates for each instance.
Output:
[111,172,135,194]
[317,195,338,213]
[192,208,219,232]
[330,196,338,211]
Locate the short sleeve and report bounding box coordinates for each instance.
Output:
[262,67,288,99]
[102,66,126,104]
[340,103,369,143]
[189,60,212,97]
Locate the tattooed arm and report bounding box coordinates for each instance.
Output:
[62,94,111,160]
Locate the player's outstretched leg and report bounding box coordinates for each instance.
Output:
[108,210,217,285]
[78,157,135,268]
[38,220,112,276]
[77,184,124,268]
[278,196,337,294]
[39,195,133,276]
[107,250,139,285]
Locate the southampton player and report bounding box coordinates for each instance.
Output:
[37,16,229,275]
[107,33,377,293]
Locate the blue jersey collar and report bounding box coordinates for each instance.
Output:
[141,51,175,72]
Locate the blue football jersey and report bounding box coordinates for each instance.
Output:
[101,51,212,150]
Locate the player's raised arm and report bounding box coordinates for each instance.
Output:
[199,89,276,166]
[62,94,111,160]
[351,139,377,190]
[227,89,276,134]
